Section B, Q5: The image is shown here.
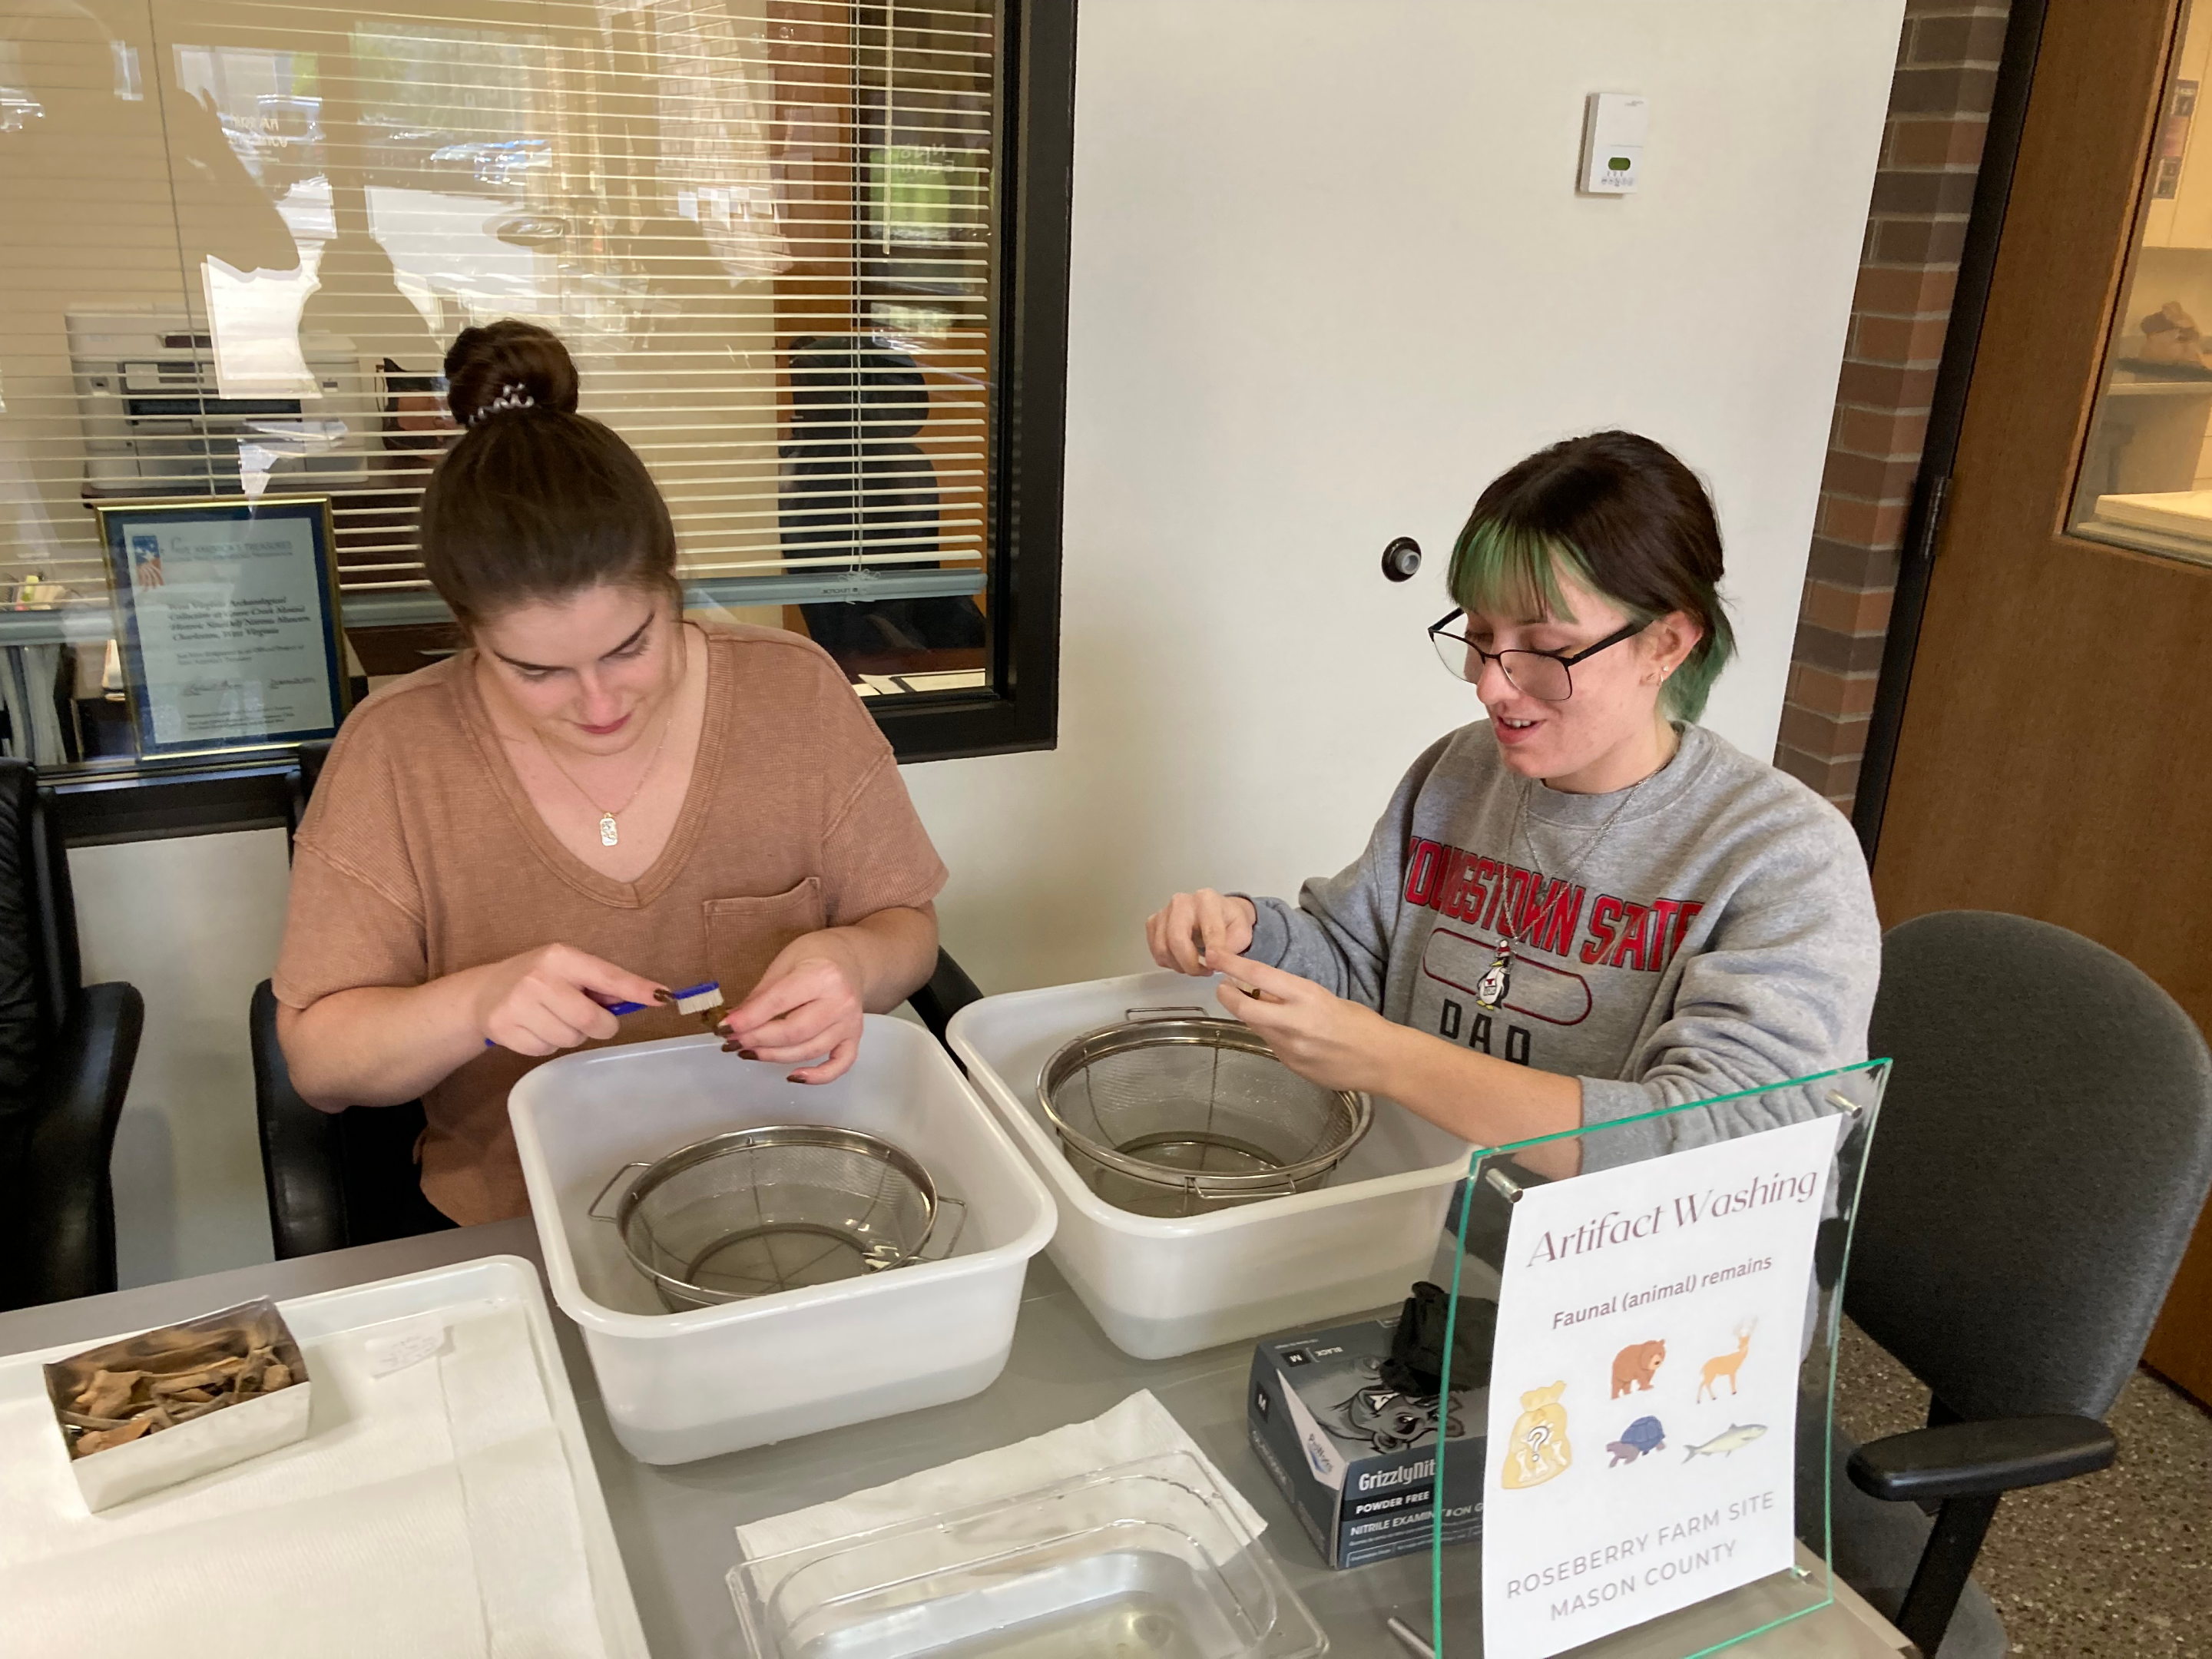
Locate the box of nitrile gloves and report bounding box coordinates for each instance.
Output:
[1247,1309,1487,1569]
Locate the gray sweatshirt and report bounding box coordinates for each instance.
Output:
[1242,721,1881,1170]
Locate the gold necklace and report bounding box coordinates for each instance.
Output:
[535,704,678,849]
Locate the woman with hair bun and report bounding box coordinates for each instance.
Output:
[1145,431,1880,1180]
[273,320,946,1227]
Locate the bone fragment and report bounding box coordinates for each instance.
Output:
[73,1369,143,1418]
[75,1416,156,1456]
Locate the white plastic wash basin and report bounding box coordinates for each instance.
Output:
[511,1017,1056,1465]
[949,971,1471,1359]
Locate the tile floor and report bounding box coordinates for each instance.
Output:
[1835,1323,2212,1657]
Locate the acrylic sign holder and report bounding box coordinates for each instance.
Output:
[1411,1060,1889,1658]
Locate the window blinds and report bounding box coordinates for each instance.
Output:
[0,0,997,634]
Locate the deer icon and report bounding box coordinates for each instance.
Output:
[1695,1321,1757,1402]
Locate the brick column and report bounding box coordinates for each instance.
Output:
[1776,2,2011,809]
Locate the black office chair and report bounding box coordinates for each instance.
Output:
[257,742,992,1257]
[907,948,983,1043]
[1814,911,2212,1657]
[0,759,144,1310]
[251,979,443,1259]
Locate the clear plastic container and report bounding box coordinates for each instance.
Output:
[509,1018,1057,1464]
[949,971,1471,1359]
[728,1452,1328,1659]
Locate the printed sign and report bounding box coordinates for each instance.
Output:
[1479,1114,1840,1659]
[97,496,348,757]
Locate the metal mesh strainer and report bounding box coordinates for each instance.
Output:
[590,1126,964,1312]
[1038,1009,1372,1217]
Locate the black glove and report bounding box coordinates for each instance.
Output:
[1379,1280,1498,1397]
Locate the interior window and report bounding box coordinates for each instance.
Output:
[0,0,1057,782]
[2071,0,2212,566]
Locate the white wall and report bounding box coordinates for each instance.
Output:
[902,0,1905,995]
[76,1,1902,1283]
[71,831,290,1285]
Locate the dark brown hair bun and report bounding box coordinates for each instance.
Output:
[443,319,581,427]
[422,321,677,626]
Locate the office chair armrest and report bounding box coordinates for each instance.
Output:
[1847,1412,2116,1503]
[252,979,351,1260]
[905,947,982,1046]
[18,981,146,1302]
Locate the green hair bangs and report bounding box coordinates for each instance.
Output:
[1445,516,1731,722]
[1448,518,1604,628]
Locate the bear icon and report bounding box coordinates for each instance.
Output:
[1610,1339,1667,1399]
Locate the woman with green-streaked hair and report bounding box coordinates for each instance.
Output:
[1144,430,1880,1179]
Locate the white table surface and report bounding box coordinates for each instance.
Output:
[0,1220,1918,1659]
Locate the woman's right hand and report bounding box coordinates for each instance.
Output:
[1145,889,1257,975]
[473,943,666,1056]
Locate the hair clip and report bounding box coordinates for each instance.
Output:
[470,382,536,425]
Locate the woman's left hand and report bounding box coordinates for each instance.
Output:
[721,932,868,1084]
[1208,955,1402,1096]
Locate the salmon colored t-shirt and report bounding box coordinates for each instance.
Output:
[272,623,949,1225]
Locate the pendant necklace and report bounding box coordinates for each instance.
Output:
[1475,777,1645,1012]
[535,704,678,849]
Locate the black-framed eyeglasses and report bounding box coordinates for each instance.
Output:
[1427,609,1647,701]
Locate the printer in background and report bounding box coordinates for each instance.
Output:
[68,306,379,498]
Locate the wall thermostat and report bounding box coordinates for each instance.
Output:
[1579,92,1647,194]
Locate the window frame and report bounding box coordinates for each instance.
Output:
[867,0,1072,765]
[38,0,1076,841]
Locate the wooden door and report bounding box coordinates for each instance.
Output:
[1872,0,2212,1404]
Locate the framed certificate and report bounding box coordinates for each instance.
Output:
[93,496,350,760]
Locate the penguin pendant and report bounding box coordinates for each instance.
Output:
[1475,944,1512,1011]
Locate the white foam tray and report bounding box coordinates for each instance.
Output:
[949,969,1472,1359]
[0,1255,647,1659]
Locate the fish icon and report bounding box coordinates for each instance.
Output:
[1683,1423,1768,1462]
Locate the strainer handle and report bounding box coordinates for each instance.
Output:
[1125,1005,1210,1021]
[1192,1173,1300,1200]
[587,1161,651,1220]
[917,1195,969,1261]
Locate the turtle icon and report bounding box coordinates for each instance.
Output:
[1606,1416,1667,1465]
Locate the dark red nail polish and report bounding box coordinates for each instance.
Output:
[652,987,675,1005]
[720,1040,743,1053]
[739,1048,759,1060]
